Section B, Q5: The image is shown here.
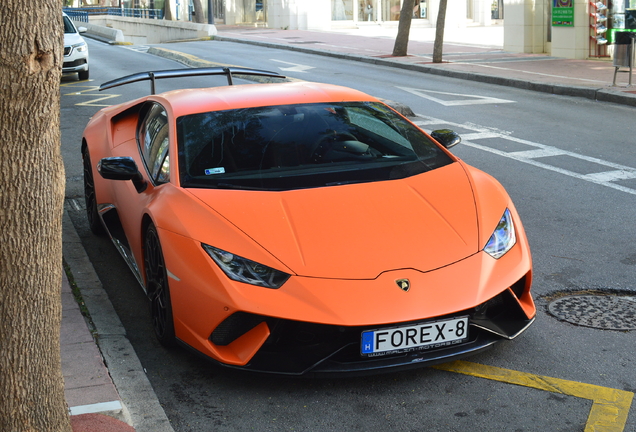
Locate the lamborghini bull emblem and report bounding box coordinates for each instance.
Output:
[396,279,410,292]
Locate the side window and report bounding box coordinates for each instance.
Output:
[139,103,170,184]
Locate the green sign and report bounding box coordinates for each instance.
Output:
[552,0,574,27]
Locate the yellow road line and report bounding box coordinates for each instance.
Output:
[61,83,121,107]
[434,361,634,432]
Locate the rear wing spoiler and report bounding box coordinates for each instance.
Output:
[99,67,286,94]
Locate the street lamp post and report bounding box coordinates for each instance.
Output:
[208,0,214,23]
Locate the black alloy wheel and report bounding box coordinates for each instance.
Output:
[82,147,105,235]
[144,223,176,347]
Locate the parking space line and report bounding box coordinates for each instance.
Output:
[433,361,634,432]
[61,82,120,107]
[415,114,636,196]
[584,170,636,182]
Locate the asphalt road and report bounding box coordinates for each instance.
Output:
[62,37,636,432]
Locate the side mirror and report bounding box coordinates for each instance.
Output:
[78,26,88,33]
[430,129,461,149]
[98,157,147,193]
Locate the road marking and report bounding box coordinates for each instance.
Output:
[448,61,609,85]
[434,361,634,432]
[399,86,515,106]
[68,199,82,212]
[121,45,150,53]
[69,400,123,416]
[414,114,636,195]
[61,82,120,107]
[270,59,315,73]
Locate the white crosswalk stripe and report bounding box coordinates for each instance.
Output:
[413,114,636,196]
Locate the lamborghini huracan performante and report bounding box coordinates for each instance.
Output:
[82,67,535,375]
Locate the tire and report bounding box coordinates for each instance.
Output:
[82,147,105,235]
[144,223,176,347]
[78,68,89,81]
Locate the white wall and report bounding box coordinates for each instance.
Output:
[504,0,595,59]
[503,0,548,54]
[428,0,468,28]
[89,16,217,44]
[551,0,589,59]
[265,0,331,30]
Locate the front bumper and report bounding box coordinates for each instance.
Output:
[63,58,88,74]
[161,225,535,376]
[196,279,534,375]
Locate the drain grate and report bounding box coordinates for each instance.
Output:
[548,295,636,330]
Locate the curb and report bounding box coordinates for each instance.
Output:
[212,35,636,107]
[62,208,175,432]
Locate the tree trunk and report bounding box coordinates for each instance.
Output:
[192,0,206,23]
[164,0,175,20]
[392,0,415,56]
[0,1,71,431]
[432,0,448,63]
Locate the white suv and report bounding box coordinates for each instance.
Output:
[63,13,89,80]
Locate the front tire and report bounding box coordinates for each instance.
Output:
[144,223,176,347]
[78,68,89,81]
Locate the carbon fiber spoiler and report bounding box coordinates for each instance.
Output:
[99,67,286,94]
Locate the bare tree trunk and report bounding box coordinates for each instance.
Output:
[192,0,206,23]
[164,0,175,20]
[0,1,71,431]
[432,0,448,63]
[392,0,415,56]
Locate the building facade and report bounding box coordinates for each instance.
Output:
[503,0,636,59]
[194,0,498,29]
[74,0,623,59]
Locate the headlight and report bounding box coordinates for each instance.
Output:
[73,42,88,52]
[202,244,290,289]
[483,208,516,259]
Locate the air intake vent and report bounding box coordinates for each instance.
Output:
[210,312,266,346]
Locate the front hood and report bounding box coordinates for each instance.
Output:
[189,163,479,279]
[64,32,84,47]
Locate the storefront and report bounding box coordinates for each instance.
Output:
[226,0,438,30]
[504,0,633,59]
[606,0,636,43]
[330,0,429,22]
[175,0,492,30]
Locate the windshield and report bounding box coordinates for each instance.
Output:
[177,102,453,190]
[63,16,77,34]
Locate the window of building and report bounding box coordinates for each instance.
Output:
[384,0,401,21]
[333,0,354,20]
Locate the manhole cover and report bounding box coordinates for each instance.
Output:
[548,295,636,330]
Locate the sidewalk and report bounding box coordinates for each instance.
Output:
[211,23,636,106]
[61,209,174,432]
[61,273,132,432]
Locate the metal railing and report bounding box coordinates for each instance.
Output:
[63,7,164,20]
[63,9,89,22]
[111,8,164,19]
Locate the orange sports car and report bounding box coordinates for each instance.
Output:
[82,67,535,375]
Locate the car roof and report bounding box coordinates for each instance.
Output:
[152,81,379,117]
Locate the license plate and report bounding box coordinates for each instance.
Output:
[361,316,469,356]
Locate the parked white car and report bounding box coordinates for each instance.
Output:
[63,13,89,80]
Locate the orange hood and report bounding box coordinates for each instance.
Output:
[188,163,479,279]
